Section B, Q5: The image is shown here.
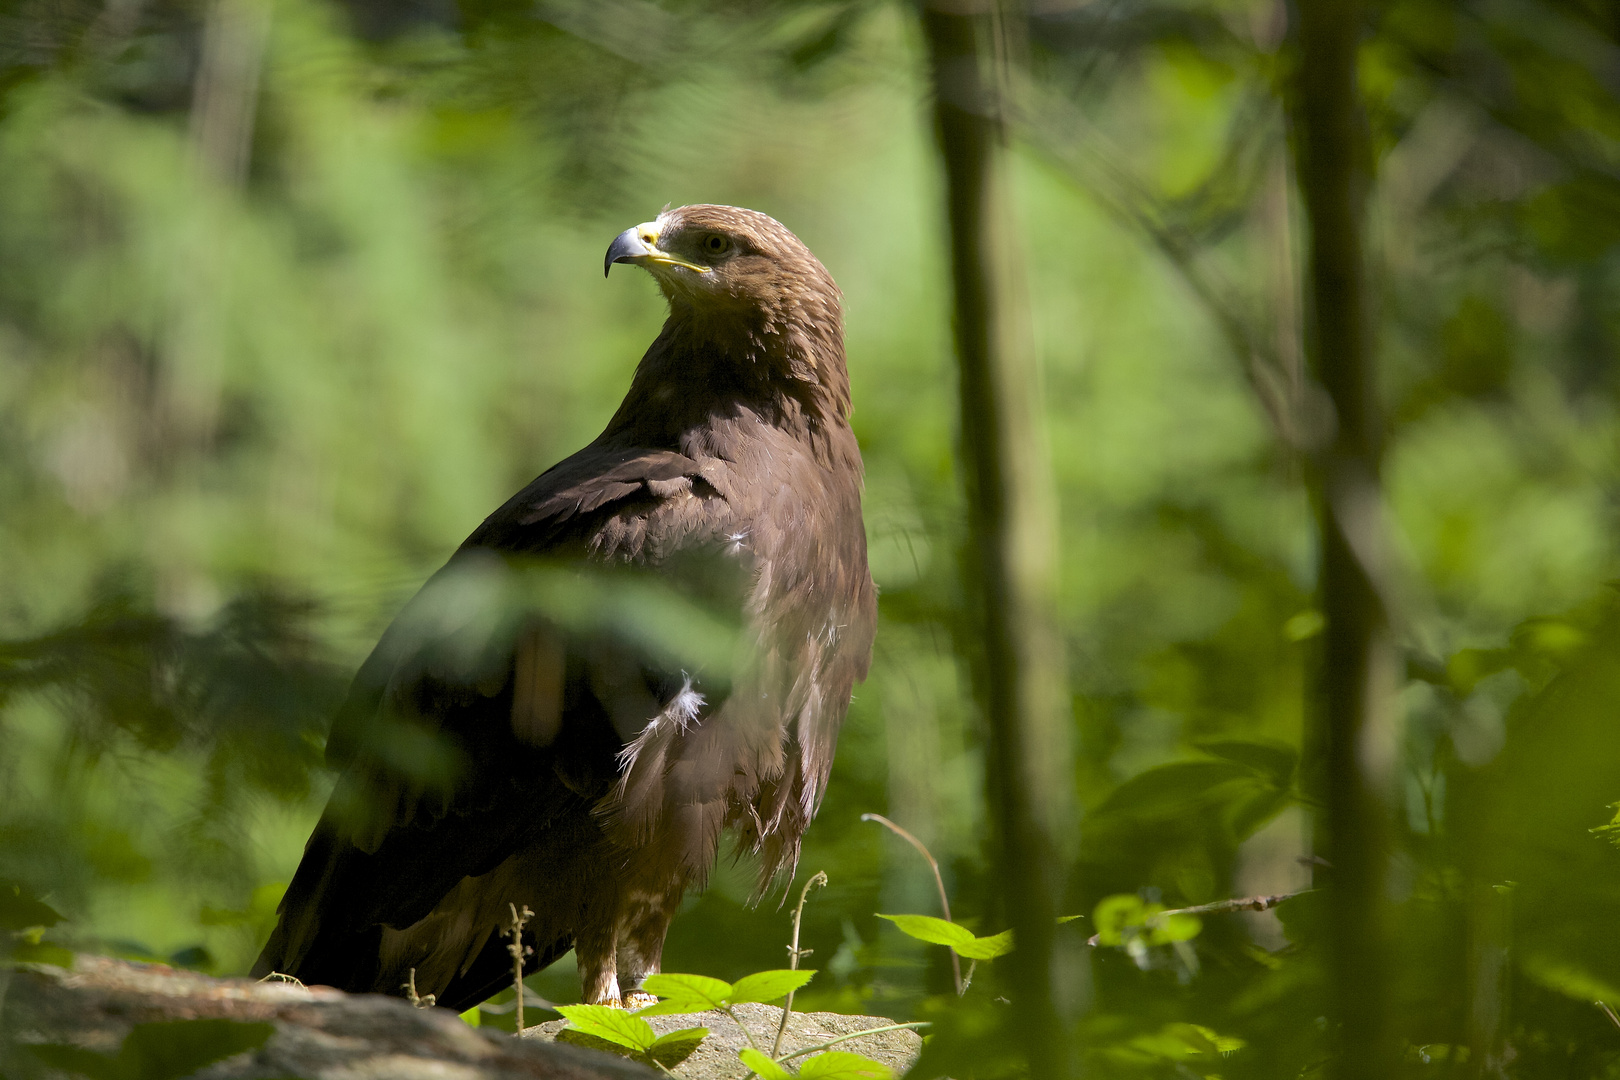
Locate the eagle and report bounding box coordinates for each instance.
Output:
[251,205,876,1011]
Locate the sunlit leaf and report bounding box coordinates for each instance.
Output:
[739,1047,795,1080]
[875,914,975,949]
[1120,1022,1246,1060]
[798,1049,894,1078]
[952,929,1013,960]
[1092,894,1151,947]
[638,972,734,1012]
[1091,894,1202,948]
[648,1026,709,1053]
[729,969,816,1004]
[555,1004,657,1051]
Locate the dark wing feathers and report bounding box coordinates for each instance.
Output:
[259,411,872,1001]
[257,445,729,986]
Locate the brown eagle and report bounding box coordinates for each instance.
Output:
[252,205,875,1011]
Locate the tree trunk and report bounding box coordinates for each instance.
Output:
[1292,1,1394,1073]
[919,2,1071,1076]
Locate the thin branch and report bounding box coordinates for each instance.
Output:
[474,985,557,1015]
[507,903,535,1033]
[1085,890,1311,946]
[724,1004,765,1055]
[1598,1001,1620,1031]
[773,871,828,1056]
[256,971,305,988]
[1158,890,1310,918]
[774,1022,932,1063]
[1014,78,1310,450]
[861,813,964,995]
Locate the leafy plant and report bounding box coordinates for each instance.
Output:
[636,969,818,1014]
[555,873,917,1079]
[552,1003,708,1069]
[1090,893,1203,972]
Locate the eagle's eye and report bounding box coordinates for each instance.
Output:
[703,234,731,256]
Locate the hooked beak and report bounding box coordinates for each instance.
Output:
[604,222,712,278]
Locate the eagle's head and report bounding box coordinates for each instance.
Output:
[605,204,839,330]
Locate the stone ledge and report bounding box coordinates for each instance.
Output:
[0,955,656,1079]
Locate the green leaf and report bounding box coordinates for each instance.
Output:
[1122,1022,1246,1059]
[1092,895,1200,948]
[1192,738,1298,787]
[952,929,1013,960]
[638,972,734,1012]
[555,1004,657,1052]
[648,1026,709,1052]
[121,1019,276,1080]
[875,914,975,949]
[798,1050,895,1079]
[1093,894,1150,946]
[459,1007,480,1027]
[729,969,816,1004]
[1092,761,1259,821]
[1520,953,1620,1003]
[0,882,62,932]
[9,939,74,967]
[1153,912,1202,943]
[739,1047,795,1080]
[26,1044,123,1080]
[1057,915,1085,923]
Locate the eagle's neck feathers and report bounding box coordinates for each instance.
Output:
[603,291,858,474]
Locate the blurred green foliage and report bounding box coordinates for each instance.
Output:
[2,0,1620,1075]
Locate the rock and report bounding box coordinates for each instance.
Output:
[0,955,656,1079]
[523,1001,922,1079]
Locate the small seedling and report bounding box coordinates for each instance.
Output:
[507,902,535,1031]
[555,871,920,1079]
[772,870,827,1055]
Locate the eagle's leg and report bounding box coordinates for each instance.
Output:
[615,887,679,1010]
[576,921,622,1006]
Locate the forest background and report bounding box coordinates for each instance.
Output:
[4,0,1620,1075]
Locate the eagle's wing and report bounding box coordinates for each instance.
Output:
[253,444,739,994]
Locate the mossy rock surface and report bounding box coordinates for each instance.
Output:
[2,954,656,1079]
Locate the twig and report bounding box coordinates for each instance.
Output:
[1084,890,1311,946]
[256,971,305,988]
[772,871,828,1056]
[724,1004,766,1055]
[774,1021,932,1063]
[402,967,435,1008]
[861,814,964,995]
[507,903,535,1032]
[474,985,557,1015]
[1598,1000,1620,1030]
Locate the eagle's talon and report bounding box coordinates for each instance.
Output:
[623,991,659,1010]
[595,996,625,1009]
